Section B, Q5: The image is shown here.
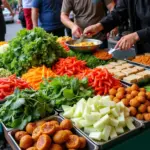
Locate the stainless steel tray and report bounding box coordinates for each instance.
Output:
[125,59,150,69]
[60,114,143,150]
[134,117,150,128]
[8,115,99,150]
[1,110,58,132]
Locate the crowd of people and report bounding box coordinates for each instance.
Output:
[0,0,150,54]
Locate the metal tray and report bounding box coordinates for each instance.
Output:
[1,110,58,132]
[125,58,150,69]
[134,117,150,128]
[8,115,99,150]
[60,114,143,150]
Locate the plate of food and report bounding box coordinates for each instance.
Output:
[66,39,102,53]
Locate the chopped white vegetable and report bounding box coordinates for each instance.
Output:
[110,127,118,139]
[126,117,136,130]
[89,132,102,141]
[100,107,110,116]
[101,125,112,141]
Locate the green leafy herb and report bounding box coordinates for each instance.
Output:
[40,76,94,109]
[0,89,54,129]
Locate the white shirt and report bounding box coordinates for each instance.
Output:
[22,0,32,8]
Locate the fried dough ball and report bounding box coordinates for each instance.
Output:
[145,100,150,106]
[66,135,80,149]
[138,91,146,97]
[131,90,139,97]
[64,130,73,136]
[36,120,46,127]
[126,87,132,94]
[147,106,150,113]
[136,96,146,103]
[138,104,147,113]
[109,88,117,96]
[36,134,51,150]
[49,120,59,126]
[113,97,120,103]
[136,114,144,120]
[117,87,125,93]
[55,124,62,132]
[79,137,86,148]
[109,95,115,100]
[40,122,56,135]
[140,88,146,92]
[129,107,137,116]
[130,98,140,107]
[15,131,28,141]
[116,92,125,100]
[26,123,37,134]
[26,147,37,150]
[121,98,129,106]
[131,84,139,91]
[146,92,150,100]
[32,126,42,141]
[49,144,63,150]
[53,130,69,144]
[143,113,150,121]
[126,94,133,100]
[20,135,33,149]
[60,119,73,130]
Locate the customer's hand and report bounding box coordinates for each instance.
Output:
[71,24,82,38]
[84,23,104,37]
[115,32,139,50]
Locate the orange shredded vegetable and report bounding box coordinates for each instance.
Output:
[22,65,57,90]
[94,50,112,60]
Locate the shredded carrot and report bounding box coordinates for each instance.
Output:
[94,50,112,60]
[22,65,57,90]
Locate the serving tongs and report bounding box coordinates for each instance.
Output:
[74,34,86,44]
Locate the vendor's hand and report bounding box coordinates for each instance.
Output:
[115,32,139,50]
[84,23,104,37]
[71,24,82,38]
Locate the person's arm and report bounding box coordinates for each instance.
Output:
[61,0,82,38]
[32,7,39,28]
[18,0,23,12]
[2,0,14,16]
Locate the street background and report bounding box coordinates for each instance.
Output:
[5,14,22,41]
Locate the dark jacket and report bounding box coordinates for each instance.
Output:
[100,0,150,54]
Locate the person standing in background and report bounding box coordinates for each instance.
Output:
[0,0,14,41]
[61,0,116,48]
[32,0,65,37]
[18,0,33,30]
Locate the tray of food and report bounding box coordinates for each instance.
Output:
[66,39,102,53]
[97,60,150,85]
[60,95,144,149]
[125,54,150,69]
[8,115,99,150]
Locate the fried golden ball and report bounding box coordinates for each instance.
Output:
[145,100,150,106]
[121,98,129,106]
[126,94,133,100]
[139,88,146,92]
[131,84,139,91]
[60,119,73,130]
[36,120,46,127]
[20,135,33,149]
[129,98,140,107]
[136,114,144,120]
[49,144,63,150]
[129,107,137,116]
[109,95,115,100]
[15,131,28,141]
[116,92,125,100]
[146,92,150,100]
[64,130,73,136]
[144,113,150,121]
[66,135,80,149]
[113,97,120,103]
[136,96,146,103]
[109,88,117,96]
[131,90,139,97]
[26,147,37,150]
[138,91,146,97]
[117,87,125,93]
[79,137,86,148]
[125,87,132,94]
[26,123,37,134]
[53,130,69,144]
[138,104,147,113]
